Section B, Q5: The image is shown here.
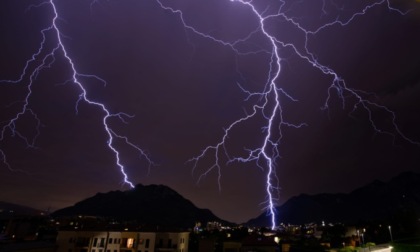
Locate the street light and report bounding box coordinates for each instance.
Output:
[388,225,393,242]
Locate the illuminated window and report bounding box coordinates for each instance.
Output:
[127,238,134,248]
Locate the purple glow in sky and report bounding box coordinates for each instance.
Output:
[1,0,419,224]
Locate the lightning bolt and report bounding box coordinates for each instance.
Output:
[0,1,153,187]
[2,0,418,230]
[155,0,419,229]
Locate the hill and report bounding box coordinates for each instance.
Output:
[52,184,229,228]
[0,201,43,218]
[247,171,420,226]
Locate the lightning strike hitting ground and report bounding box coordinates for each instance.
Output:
[0,0,153,187]
[1,0,419,229]
[155,0,419,229]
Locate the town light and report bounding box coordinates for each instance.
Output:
[388,226,393,242]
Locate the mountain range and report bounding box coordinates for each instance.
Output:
[3,171,420,228]
[248,171,420,226]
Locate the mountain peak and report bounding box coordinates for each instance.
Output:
[53,184,230,228]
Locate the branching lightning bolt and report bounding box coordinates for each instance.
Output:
[2,0,418,230]
[155,0,419,229]
[0,0,153,187]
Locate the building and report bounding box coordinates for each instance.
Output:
[223,241,241,252]
[240,235,279,252]
[56,230,189,252]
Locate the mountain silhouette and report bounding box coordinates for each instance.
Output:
[52,184,229,228]
[0,201,43,218]
[247,171,420,226]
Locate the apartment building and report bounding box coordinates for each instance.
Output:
[56,230,189,252]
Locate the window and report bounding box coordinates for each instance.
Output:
[145,239,150,248]
[93,238,98,247]
[99,238,105,247]
[127,238,134,249]
[121,238,128,247]
[109,238,112,244]
[168,239,172,248]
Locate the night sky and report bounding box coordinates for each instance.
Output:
[1,0,420,224]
